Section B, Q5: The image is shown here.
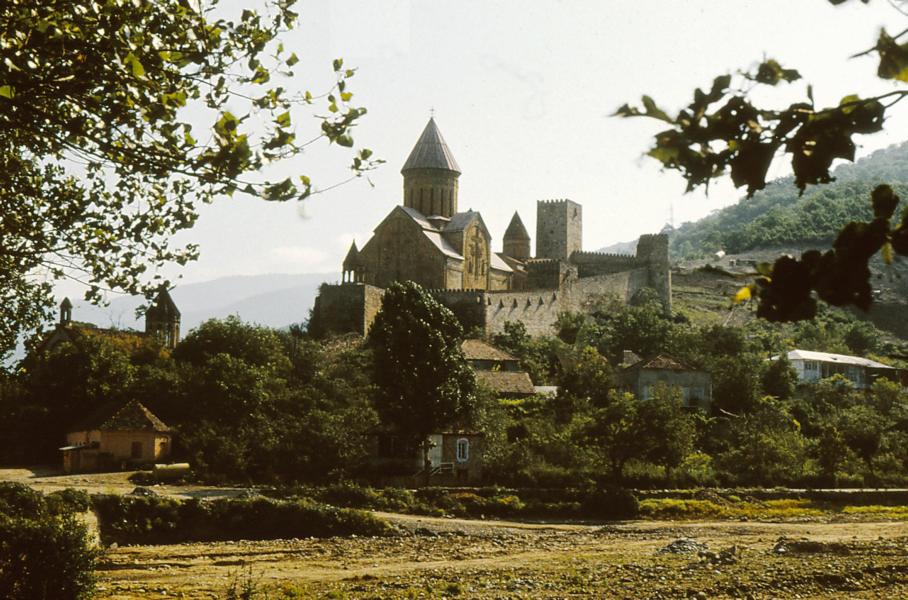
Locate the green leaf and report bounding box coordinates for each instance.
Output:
[276,111,291,127]
[0,85,14,99]
[286,53,299,67]
[123,52,145,78]
[333,58,344,72]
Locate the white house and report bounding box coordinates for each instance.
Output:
[775,349,903,390]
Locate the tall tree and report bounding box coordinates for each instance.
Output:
[617,0,908,321]
[368,282,477,482]
[0,0,379,357]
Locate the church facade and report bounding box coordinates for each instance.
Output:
[311,118,671,337]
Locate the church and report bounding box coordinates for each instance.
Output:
[311,118,671,338]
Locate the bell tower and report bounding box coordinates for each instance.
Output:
[401,118,461,218]
[145,287,181,350]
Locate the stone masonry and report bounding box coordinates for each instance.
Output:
[309,118,671,338]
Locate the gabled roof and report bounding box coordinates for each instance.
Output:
[462,339,519,362]
[783,349,895,370]
[475,371,536,396]
[60,297,73,309]
[373,206,463,259]
[490,252,514,273]
[401,118,461,174]
[504,212,530,240]
[146,287,180,319]
[624,353,692,371]
[96,400,171,433]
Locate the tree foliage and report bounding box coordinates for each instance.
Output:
[368,282,477,449]
[617,0,908,321]
[0,0,380,357]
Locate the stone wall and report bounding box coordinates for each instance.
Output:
[483,290,564,336]
[309,283,385,337]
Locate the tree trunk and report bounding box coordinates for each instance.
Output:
[422,440,431,488]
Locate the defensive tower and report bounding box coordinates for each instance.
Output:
[536,199,582,261]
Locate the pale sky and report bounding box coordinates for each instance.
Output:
[58,0,908,296]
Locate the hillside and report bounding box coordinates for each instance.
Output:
[668,141,908,259]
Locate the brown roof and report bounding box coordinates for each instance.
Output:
[461,339,518,362]
[475,371,536,396]
[628,354,690,371]
[97,401,171,433]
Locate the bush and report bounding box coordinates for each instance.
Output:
[581,487,640,520]
[0,514,99,600]
[46,489,92,515]
[92,495,394,545]
[0,482,46,518]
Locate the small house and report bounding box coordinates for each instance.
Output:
[775,349,905,390]
[61,401,172,473]
[620,353,712,411]
[462,338,535,397]
[370,431,485,484]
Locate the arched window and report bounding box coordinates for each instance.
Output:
[456,438,470,463]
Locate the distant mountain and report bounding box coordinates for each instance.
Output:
[596,239,638,255]
[669,141,908,260]
[65,272,340,335]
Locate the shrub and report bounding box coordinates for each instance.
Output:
[581,487,640,520]
[0,482,46,519]
[0,514,100,600]
[46,489,91,515]
[92,495,394,545]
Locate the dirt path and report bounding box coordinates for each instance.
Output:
[0,467,246,499]
[96,516,908,599]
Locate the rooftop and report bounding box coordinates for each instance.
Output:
[783,349,895,370]
[462,339,519,362]
[401,118,461,174]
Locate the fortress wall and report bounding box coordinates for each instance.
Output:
[427,289,488,332]
[568,269,651,309]
[571,251,643,277]
[310,283,385,337]
[483,290,564,337]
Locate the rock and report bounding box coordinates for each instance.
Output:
[659,538,709,554]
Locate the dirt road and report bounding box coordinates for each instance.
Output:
[96,513,908,599]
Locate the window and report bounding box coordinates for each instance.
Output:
[130,441,143,459]
[456,438,470,463]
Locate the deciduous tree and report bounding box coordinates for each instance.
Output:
[0,0,379,357]
[617,0,908,321]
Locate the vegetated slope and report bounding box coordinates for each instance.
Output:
[669,141,908,260]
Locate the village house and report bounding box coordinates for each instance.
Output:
[619,353,712,411]
[60,400,173,473]
[461,338,536,398]
[369,431,485,484]
[776,349,907,390]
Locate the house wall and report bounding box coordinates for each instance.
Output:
[441,433,484,483]
[625,369,712,411]
[99,431,170,462]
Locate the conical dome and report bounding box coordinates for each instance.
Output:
[504,212,530,241]
[401,118,461,174]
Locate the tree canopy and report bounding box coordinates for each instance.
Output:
[0,0,379,357]
[617,0,908,321]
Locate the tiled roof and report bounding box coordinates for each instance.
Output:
[97,400,171,433]
[462,339,518,362]
[504,212,530,240]
[475,370,535,395]
[783,349,895,369]
[401,118,461,174]
[626,353,690,371]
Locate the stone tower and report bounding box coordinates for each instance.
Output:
[503,211,531,261]
[635,233,672,313]
[401,118,461,218]
[536,199,582,261]
[145,287,181,350]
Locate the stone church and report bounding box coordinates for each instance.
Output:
[311,118,671,337]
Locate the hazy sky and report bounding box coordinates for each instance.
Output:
[59,0,908,297]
